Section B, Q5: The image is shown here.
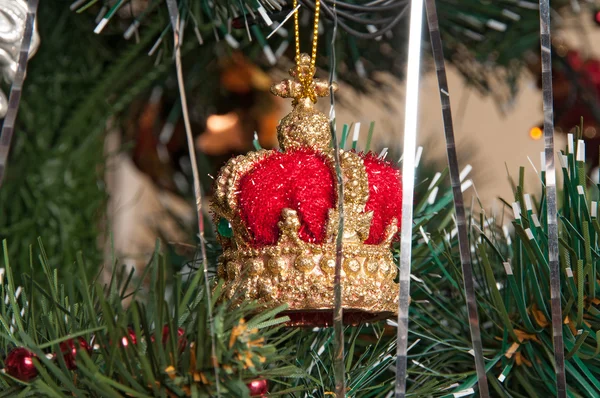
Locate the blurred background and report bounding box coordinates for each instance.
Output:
[2,0,600,278]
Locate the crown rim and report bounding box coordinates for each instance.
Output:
[218,208,399,323]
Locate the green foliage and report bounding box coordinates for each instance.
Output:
[437,1,569,96]
[0,239,299,397]
[0,238,459,397]
[0,4,105,280]
[402,137,600,395]
[500,132,600,396]
[69,0,585,96]
[0,2,175,281]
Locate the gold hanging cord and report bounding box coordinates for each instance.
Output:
[292,0,321,102]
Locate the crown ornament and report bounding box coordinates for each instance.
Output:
[211,54,402,326]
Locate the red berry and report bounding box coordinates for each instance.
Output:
[121,328,137,347]
[247,379,268,396]
[156,326,187,351]
[60,337,90,370]
[5,347,37,381]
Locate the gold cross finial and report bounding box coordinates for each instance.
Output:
[270,53,338,106]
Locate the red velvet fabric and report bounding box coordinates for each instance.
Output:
[360,152,402,244]
[236,149,402,247]
[238,149,336,246]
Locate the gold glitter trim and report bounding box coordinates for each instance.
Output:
[218,209,398,313]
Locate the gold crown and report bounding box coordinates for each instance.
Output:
[211,54,398,325]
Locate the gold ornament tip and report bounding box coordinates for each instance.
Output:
[270,77,339,101]
[270,53,338,103]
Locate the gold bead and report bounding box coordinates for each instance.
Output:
[344,258,361,275]
[295,256,314,272]
[259,280,274,295]
[245,258,264,276]
[226,261,241,279]
[365,258,379,276]
[267,257,286,274]
[217,264,226,279]
[379,260,392,276]
[320,256,336,275]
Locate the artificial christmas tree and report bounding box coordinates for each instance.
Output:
[1,1,600,397]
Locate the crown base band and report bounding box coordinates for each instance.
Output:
[220,248,399,325]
